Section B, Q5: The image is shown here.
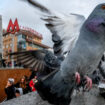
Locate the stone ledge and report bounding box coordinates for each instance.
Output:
[0,86,105,105]
[0,92,50,105]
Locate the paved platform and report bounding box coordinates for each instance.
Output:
[0,86,105,105]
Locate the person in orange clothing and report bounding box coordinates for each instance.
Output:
[29,76,38,92]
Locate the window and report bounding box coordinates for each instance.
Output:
[9,34,12,37]
[18,34,26,42]
[6,45,8,48]
[17,40,26,51]
[28,42,33,47]
[10,43,12,47]
[22,35,26,39]
[28,36,32,40]
[28,43,42,49]
[5,35,8,37]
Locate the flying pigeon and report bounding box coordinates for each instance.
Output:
[11,1,105,105]
[26,1,105,104]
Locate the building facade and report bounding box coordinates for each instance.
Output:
[3,29,50,67]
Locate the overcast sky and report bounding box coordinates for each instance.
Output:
[0,0,105,47]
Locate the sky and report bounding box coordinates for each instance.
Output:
[0,0,105,47]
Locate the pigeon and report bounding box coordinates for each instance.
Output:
[12,1,105,105]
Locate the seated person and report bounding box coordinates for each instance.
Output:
[15,75,30,94]
[5,78,16,100]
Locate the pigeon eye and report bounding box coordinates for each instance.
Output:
[102,5,105,9]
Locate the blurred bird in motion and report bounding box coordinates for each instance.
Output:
[10,1,105,105]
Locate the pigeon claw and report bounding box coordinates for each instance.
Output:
[84,76,92,90]
[75,72,81,85]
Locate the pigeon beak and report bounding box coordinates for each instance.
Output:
[102,5,105,9]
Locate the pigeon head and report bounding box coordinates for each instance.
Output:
[85,4,105,36]
[88,3,105,19]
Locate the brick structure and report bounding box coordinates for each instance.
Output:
[2,29,50,66]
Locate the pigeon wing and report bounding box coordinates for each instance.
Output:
[43,13,85,56]
[10,50,46,72]
[26,0,85,56]
[9,49,61,72]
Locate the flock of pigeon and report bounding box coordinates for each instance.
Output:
[10,1,105,105]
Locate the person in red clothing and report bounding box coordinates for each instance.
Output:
[29,76,38,92]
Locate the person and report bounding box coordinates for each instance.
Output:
[15,75,30,94]
[5,78,16,100]
[29,76,38,92]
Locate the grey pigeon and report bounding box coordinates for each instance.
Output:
[16,1,105,105]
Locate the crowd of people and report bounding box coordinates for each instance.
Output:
[5,75,38,101]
